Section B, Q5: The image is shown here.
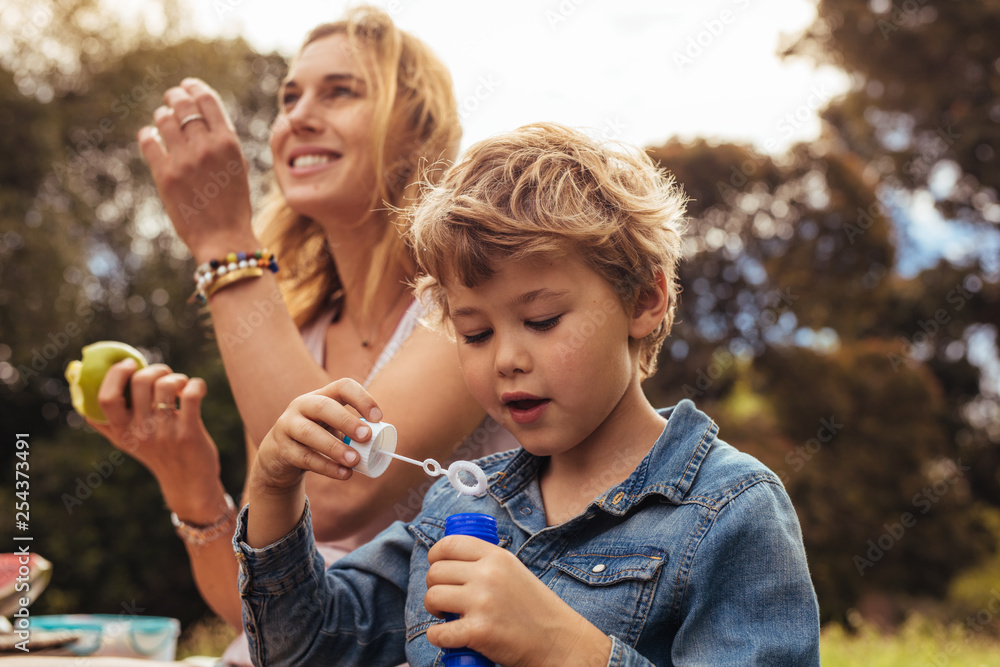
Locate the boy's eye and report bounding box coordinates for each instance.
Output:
[462,329,493,345]
[526,315,562,332]
[281,92,298,107]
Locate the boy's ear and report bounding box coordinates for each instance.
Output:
[629,272,669,340]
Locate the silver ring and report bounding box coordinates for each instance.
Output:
[178,113,206,130]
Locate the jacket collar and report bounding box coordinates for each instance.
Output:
[487,400,718,516]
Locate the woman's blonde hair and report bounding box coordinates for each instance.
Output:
[258,5,461,327]
[410,123,686,379]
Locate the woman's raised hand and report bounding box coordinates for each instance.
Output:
[138,78,258,264]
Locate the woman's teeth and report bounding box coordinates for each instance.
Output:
[292,154,333,168]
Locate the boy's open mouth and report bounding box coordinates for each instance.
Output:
[507,398,549,411]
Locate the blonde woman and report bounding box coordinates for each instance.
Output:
[89,6,514,656]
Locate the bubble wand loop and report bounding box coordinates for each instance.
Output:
[382,451,489,497]
[341,421,488,496]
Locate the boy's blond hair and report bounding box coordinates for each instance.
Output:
[409,122,686,378]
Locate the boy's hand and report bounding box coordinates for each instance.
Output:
[251,378,382,493]
[425,536,612,667]
[246,379,381,548]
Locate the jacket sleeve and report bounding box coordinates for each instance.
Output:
[233,500,413,666]
[605,635,657,666]
[671,476,821,666]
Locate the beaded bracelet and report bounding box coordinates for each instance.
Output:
[170,492,238,546]
[190,249,278,304]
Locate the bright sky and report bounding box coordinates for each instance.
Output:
[185,0,851,154]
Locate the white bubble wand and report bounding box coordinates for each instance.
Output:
[341,420,488,496]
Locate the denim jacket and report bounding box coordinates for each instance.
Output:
[234,400,820,666]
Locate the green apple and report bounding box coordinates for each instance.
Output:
[65,341,148,423]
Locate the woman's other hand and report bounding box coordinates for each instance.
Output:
[89,359,224,522]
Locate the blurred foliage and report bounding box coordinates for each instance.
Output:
[0,0,285,627]
[787,0,1000,234]
[1,0,998,638]
[646,0,1000,624]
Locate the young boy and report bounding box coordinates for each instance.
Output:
[236,123,821,666]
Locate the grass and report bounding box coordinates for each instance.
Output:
[175,614,1000,665]
[821,615,1000,666]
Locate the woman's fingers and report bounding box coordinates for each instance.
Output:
[153,105,184,152]
[152,372,188,414]
[97,358,140,428]
[178,377,207,431]
[129,364,174,421]
[163,85,209,136]
[137,124,167,171]
[180,78,234,132]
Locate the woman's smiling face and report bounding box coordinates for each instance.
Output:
[270,33,378,223]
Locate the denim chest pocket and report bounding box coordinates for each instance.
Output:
[549,547,667,646]
[403,518,512,646]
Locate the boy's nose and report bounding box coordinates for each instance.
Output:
[494,333,531,377]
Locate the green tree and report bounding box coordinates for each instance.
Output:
[648,131,997,622]
[1,0,286,628]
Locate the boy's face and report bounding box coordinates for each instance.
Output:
[446,253,639,457]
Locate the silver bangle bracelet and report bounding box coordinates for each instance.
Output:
[170,493,237,546]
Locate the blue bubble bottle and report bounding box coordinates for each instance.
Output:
[442,513,499,667]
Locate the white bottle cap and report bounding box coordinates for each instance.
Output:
[344,421,397,478]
